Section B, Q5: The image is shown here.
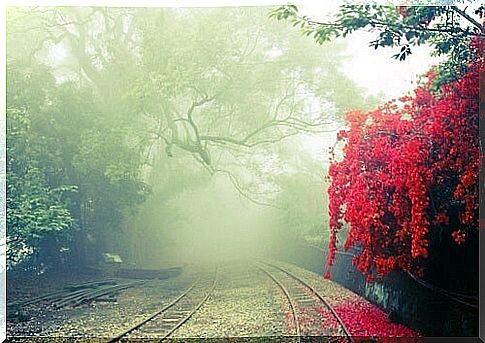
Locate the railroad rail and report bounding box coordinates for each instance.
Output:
[255,264,301,339]
[8,278,145,310]
[107,267,218,342]
[257,260,353,342]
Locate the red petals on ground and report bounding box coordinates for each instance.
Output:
[334,299,419,337]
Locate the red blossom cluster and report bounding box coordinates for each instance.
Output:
[396,6,434,26]
[325,54,482,280]
[451,230,466,245]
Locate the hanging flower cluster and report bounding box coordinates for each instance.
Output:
[325,49,482,280]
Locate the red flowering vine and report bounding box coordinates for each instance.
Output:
[325,49,482,280]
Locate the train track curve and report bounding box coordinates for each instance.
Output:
[256,260,353,342]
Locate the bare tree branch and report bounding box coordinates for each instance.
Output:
[214,169,282,209]
[451,6,484,33]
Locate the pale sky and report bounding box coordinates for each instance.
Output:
[299,2,441,100]
[298,26,440,162]
[339,31,439,99]
[296,2,440,161]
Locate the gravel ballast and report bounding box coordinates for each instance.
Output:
[7,260,419,340]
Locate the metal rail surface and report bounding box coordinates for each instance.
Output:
[255,264,301,341]
[258,260,353,343]
[107,267,218,342]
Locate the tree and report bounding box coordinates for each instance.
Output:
[271,141,330,245]
[325,39,481,281]
[8,7,375,202]
[6,107,76,267]
[270,2,484,88]
[6,58,149,268]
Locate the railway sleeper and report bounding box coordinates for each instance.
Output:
[130,327,162,334]
[176,307,193,313]
[288,294,309,300]
[294,295,312,301]
[297,299,317,304]
[93,295,117,303]
[64,279,118,292]
[55,283,139,308]
[169,309,190,314]
[160,317,182,322]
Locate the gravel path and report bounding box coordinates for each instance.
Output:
[44,271,200,339]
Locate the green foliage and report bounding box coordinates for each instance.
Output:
[270,2,483,88]
[6,108,75,266]
[6,59,149,268]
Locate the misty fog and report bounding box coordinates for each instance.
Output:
[6,6,378,270]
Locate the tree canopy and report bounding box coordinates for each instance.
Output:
[270,2,484,88]
[6,6,375,269]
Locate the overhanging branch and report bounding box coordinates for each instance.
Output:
[214,169,282,209]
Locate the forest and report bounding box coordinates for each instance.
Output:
[4,2,482,340]
[6,6,380,270]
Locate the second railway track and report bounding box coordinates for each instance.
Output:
[8,278,146,310]
[107,266,218,342]
[256,260,353,342]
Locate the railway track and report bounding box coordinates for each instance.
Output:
[107,266,218,342]
[256,260,353,342]
[8,278,146,310]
